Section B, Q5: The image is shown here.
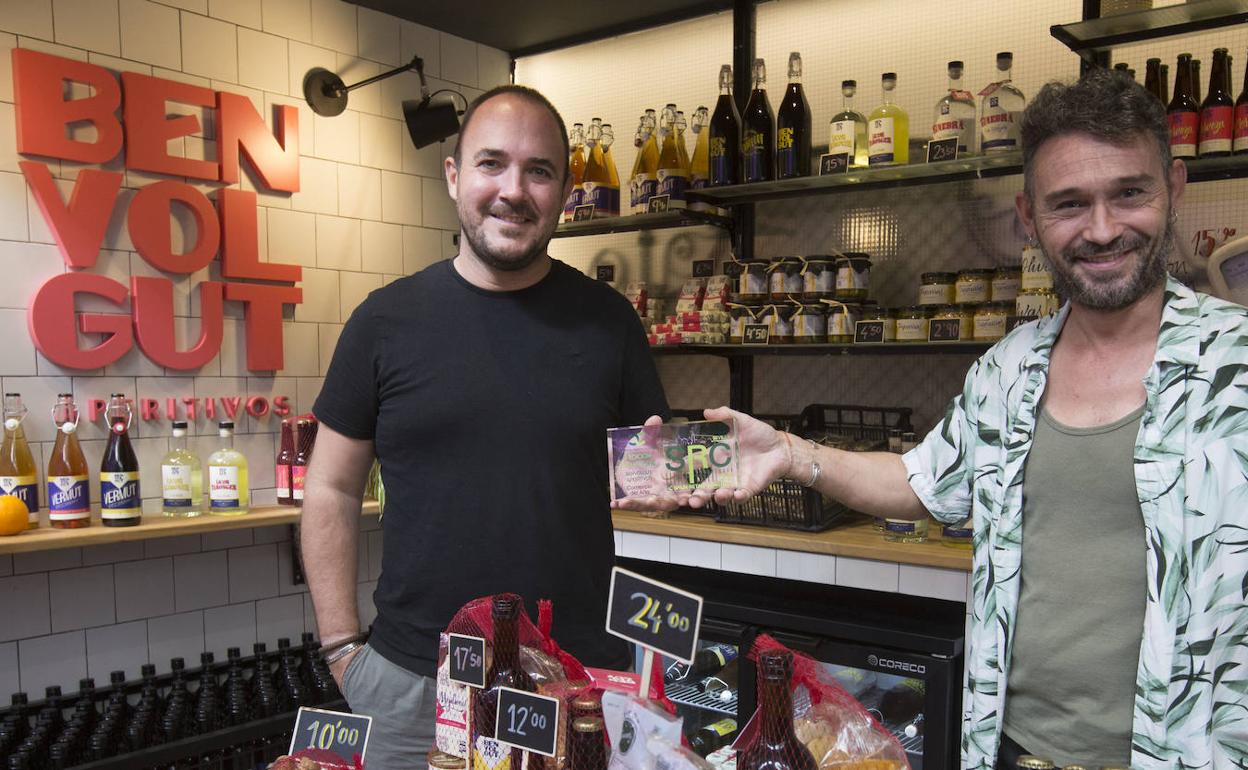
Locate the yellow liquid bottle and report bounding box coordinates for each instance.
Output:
[601,123,621,217]
[830,80,870,169]
[868,72,909,166]
[690,106,711,213]
[676,110,693,177]
[634,109,660,213]
[564,122,586,222]
[656,104,688,210]
[207,420,249,515]
[582,118,613,219]
[1,393,39,528]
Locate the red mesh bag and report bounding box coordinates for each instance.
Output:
[445,595,589,683]
[268,748,363,770]
[737,636,910,770]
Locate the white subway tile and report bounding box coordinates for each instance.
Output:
[238,27,288,94]
[613,531,623,556]
[253,525,292,544]
[400,21,438,77]
[286,39,335,99]
[53,0,121,55]
[155,0,206,11]
[280,321,322,377]
[776,551,837,585]
[0,573,51,642]
[217,318,249,378]
[145,534,202,558]
[339,272,381,321]
[0,33,12,103]
[262,0,311,43]
[86,620,149,683]
[245,375,297,433]
[0,103,16,173]
[181,11,237,83]
[359,114,403,173]
[277,535,308,595]
[268,208,318,268]
[0,241,64,312]
[366,530,383,582]
[421,176,458,230]
[402,226,443,274]
[147,610,205,673]
[621,533,669,562]
[318,323,342,375]
[401,133,444,178]
[335,55,380,115]
[0,171,28,241]
[377,69,422,121]
[169,317,221,377]
[256,594,304,644]
[0,310,37,376]
[82,541,146,567]
[478,46,510,90]
[0,642,17,700]
[309,0,355,54]
[382,273,402,286]
[201,529,254,551]
[204,601,257,659]
[361,221,403,274]
[835,557,900,593]
[253,487,278,506]
[290,156,338,214]
[78,249,132,315]
[209,0,261,28]
[668,537,721,570]
[13,546,81,574]
[4,1,54,38]
[381,171,422,226]
[293,267,341,323]
[191,376,252,433]
[356,6,399,66]
[69,376,136,442]
[119,0,180,69]
[19,630,86,696]
[115,557,175,621]
[104,340,166,378]
[174,550,229,611]
[356,579,377,627]
[294,376,323,415]
[234,431,276,491]
[22,170,60,240]
[337,165,382,221]
[312,111,360,164]
[721,544,777,577]
[898,564,970,603]
[439,32,477,88]
[135,376,194,438]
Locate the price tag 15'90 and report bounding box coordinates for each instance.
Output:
[447,633,486,688]
[605,566,703,664]
[289,706,372,766]
[494,687,560,757]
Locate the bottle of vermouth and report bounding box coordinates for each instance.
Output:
[738,650,817,770]
[601,124,622,217]
[633,109,660,212]
[48,394,89,529]
[709,65,742,187]
[689,106,711,194]
[99,394,141,527]
[776,52,811,179]
[742,58,775,183]
[932,60,977,156]
[471,594,536,770]
[563,123,586,222]
[1144,58,1164,103]
[978,52,1024,154]
[1168,53,1200,160]
[1199,48,1235,157]
[583,117,616,218]
[657,104,689,209]
[0,394,38,527]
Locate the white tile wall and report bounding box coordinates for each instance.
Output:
[337,164,382,221]
[238,27,289,94]
[721,543,778,577]
[173,550,229,611]
[0,643,17,699]
[898,564,971,603]
[356,6,399,67]
[204,601,258,658]
[119,0,181,70]
[668,537,721,570]
[262,0,311,43]
[2,0,54,39]
[776,551,837,585]
[115,557,175,621]
[0,573,52,642]
[52,0,121,56]
[310,0,356,56]
[621,532,669,562]
[210,0,262,29]
[180,11,238,82]
[836,556,901,593]
[48,565,116,632]
[361,221,403,274]
[85,620,148,683]
[19,630,85,696]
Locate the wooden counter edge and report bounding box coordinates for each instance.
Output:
[611,510,971,572]
[0,500,382,555]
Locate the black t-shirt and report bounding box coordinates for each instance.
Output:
[314,258,670,677]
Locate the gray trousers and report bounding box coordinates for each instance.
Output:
[341,643,437,770]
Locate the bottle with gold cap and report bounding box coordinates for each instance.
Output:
[1015,756,1056,770]
[564,123,587,222]
[582,118,614,219]
[633,110,660,213]
[657,104,689,209]
[600,124,621,217]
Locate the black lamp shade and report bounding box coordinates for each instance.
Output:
[403,98,461,150]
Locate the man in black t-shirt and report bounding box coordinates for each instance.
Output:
[302,85,669,770]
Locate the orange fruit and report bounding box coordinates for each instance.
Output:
[0,495,29,536]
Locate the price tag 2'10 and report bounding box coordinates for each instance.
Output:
[605,566,703,664]
[494,687,561,757]
[447,633,486,688]
[289,707,373,766]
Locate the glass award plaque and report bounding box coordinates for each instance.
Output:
[607,419,739,501]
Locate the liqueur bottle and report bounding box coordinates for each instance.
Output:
[1199,48,1235,157]
[742,58,775,183]
[979,53,1024,154]
[207,421,249,515]
[868,73,909,165]
[775,52,811,178]
[709,65,742,186]
[471,594,536,770]
[0,393,38,527]
[162,420,202,516]
[737,650,817,770]
[1168,53,1200,159]
[829,80,869,168]
[932,60,977,156]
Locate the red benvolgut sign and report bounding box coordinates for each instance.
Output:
[11,48,304,372]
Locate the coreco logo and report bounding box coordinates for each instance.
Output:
[867,653,926,675]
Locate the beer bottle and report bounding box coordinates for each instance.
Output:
[471,594,536,770]
[600,124,621,217]
[583,118,615,218]
[1144,58,1164,103]
[47,394,89,529]
[568,717,607,770]
[657,104,689,209]
[742,58,775,183]
[1236,47,1248,154]
[1014,756,1056,770]
[688,717,737,757]
[665,643,737,683]
[563,123,586,222]
[776,52,811,179]
[690,106,711,192]
[99,394,141,527]
[738,650,817,770]
[634,109,660,212]
[293,418,317,504]
[1194,58,1202,103]
[1161,63,1170,104]
[1168,53,1200,159]
[709,65,741,187]
[1,393,39,527]
[275,418,295,506]
[1200,48,1235,157]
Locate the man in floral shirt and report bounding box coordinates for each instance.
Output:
[621,69,1248,768]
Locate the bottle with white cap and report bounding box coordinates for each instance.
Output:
[207,420,249,515]
[161,421,202,517]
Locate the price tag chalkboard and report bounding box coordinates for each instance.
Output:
[595,265,616,282]
[646,195,671,213]
[494,687,560,757]
[854,320,885,344]
[819,153,850,175]
[928,318,963,342]
[926,138,959,163]
[289,707,372,765]
[573,204,595,221]
[743,324,770,345]
[605,566,703,663]
[692,260,715,278]
[447,633,486,688]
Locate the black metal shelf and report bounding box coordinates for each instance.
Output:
[1185,152,1248,182]
[552,209,732,238]
[1051,0,1248,59]
[650,342,992,357]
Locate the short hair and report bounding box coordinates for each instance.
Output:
[452,85,571,181]
[1021,67,1171,199]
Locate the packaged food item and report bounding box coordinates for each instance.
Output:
[625,282,649,315]
[705,275,733,312]
[737,260,770,302]
[649,736,717,770]
[1020,243,1053,291]
[990,266,1021,302]
[973,301,1011,341]
[676,278,709,314]
[729,304,764,344]
[834,254,871,301]
[768,257,804,300]
[1015,288,1060,319]
[954,269,992,305]
[932,304,974,340]
[824,302,860,344]
[801,257,836,300]
[859,305,896,342]
[606,696,684,770]
[761,304,795,344]
[793,303,827,343]
[268,749,364,769]
[895,306,930,342]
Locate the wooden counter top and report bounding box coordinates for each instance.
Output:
[0,501,381,554]
[611,510,971,571]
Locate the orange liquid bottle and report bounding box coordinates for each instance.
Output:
[47,394,90,529]
[1,393,40,528]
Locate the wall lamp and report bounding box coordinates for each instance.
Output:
[302,54,465,149]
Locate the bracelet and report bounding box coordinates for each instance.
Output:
[804,439,822,489]
[323,640,365,665]
[319,632,368,657]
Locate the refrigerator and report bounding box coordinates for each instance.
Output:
[621,556,965,770]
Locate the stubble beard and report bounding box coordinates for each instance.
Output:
[459,203,558,273]
[1047,215,1173,311]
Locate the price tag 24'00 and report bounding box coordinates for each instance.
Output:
[605,566,704,664]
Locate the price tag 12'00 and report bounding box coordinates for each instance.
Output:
[605,566,703,664]
[289,707,373,766]
[494,687,561,757]
[447,633,487,688]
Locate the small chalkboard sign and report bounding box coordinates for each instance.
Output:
[743,324,770,345]
[692,260,715,278]
[854,320,885,344]
[819,153,850,175]
[289,707,372,765]
[928,318,963,342]
[494,687,561,757]
[596,265,616,282]
[926,138,959,163]
[647,195,671,213]
[572,204,596,221]
[447,633,486,688]
[605,566,704,664]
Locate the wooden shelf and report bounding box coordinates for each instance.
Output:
[0,500,381,555]
[649,342,992,356]
[612,510,971,571]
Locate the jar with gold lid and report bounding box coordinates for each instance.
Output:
[793,303,827,343]
[859,303,896,342]
[760,304,795,344]
[729,303,763,344]
[932,303,975,340]
[1021,243,1054,291]
[824,301,861,343]
[768,257,804,300]
[990,266,1022,302]
[973,301,1011,341]
[954,269,993,305]
[1014,757,1056,770]
[429,750,467,770]
[835,253,871,300]
[1015,288,1060,320]
[737,259,770,302]
[895,305,931,342]
[919,272,957,306]
[801,256,837,300]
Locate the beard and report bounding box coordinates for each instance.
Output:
[459,200,558,273]
[1046,215,1172,311]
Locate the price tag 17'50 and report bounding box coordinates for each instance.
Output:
[605,566,704,664]
[494,687,560,757]
[289,706,372,766]
[447,633,486,688]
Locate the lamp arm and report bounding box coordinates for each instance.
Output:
[337,54,426,95]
